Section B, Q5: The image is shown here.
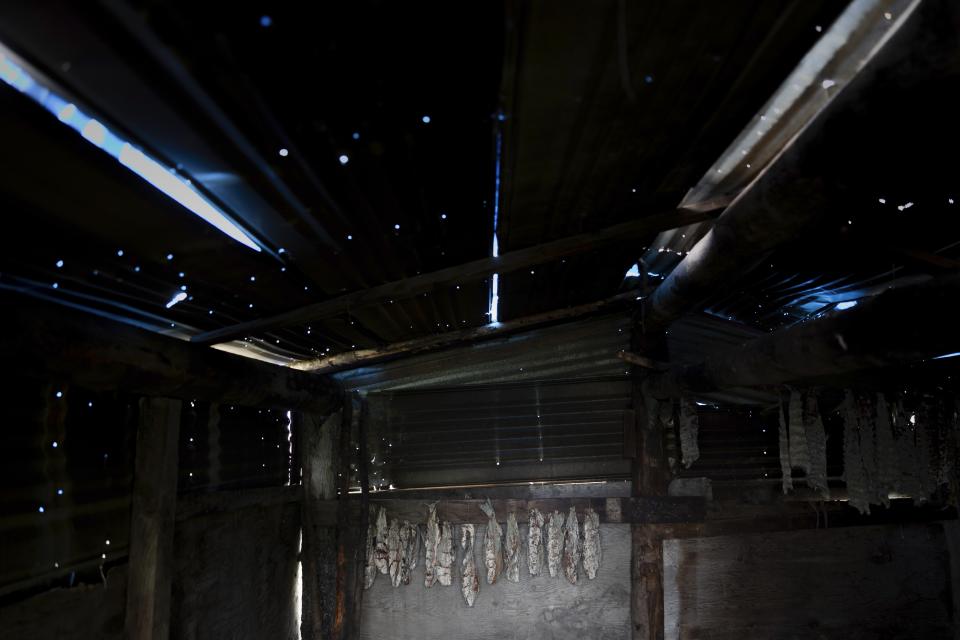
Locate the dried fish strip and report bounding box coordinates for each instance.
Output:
[374,506,389,575]
[363,505,378,590]
[561,507,580,585]
[527,508,545,577]
[460,524,480,607]
[582,508,601,580]
[399,521,419,586]
[479,499,503,584]
[437,522,454,586]
[388,518,402,587]
[424,502,441,587]
[546,510,564,578]
[505,511,521,583]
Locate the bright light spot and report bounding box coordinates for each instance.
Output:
[55,259,64,268]
[119,145,261,251]
[489,273,499,323]
[165,291,188,309]
[421,115,431,124]
[166,253,174,260]
[55,391,63,398]
[250,275,256,282]
[260,15,272,27]
[52,441,58,448]
[52,282,59,289]
[933,352,960,360]
[57,103,76,122]
[821,79,836,89]
[909,413,916,425]
[81,119,107,146]
[338,154,349,165]
[394,224,400,230]
[351,131,360,140]
[38,506,45,513]
[346,234,353,240]
[878,198,886,204]
[903,201,914,209]
[440,213,447,220]
[624,263,640,278]
[116,249,124,257]
[279,148,289,157]
[815,25,822,32]
[105,539,110,546]
[644,75,654,83]
[88,401,93,407]
[950,198,955,205]
[179,285,187,291]
[57,488,63,495]
[884,11,892,20]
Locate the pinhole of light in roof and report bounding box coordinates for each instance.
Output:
[55,259,64,268]
[278,148,289,158]
[116,249,124,257]
[166,253,174,260]
[821,79,836,89]
[815,25,823,32]
[949,198,955,204]
[897,202,914,211]
[52,282,59,289]
[338,154,349,165]
[57,488,64,495]
[346,234,353,240]
[38,505,45,513]
[52,440,58,448]
[879,198,886,204]
[260,15,272,27]
[55,390,63,398]
[250,275,256,282]
[884,11,893,20]
[248,303,254,308]
[440,212,447,220]
[0,49,263,251]
[644,75,654,84]
[421,115,431,124]
[394,223,400,230]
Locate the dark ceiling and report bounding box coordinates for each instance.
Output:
[0,0,957,366]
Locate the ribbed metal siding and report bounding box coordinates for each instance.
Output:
[374,377,632,487]
[336,313,632,392]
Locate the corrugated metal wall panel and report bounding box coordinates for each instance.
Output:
[336,313,632,392]
[372,377,632,488]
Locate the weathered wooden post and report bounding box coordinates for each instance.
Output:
[125,397,182,640]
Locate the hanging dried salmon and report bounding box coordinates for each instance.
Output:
[527,508,545,577]
[546,510,564,578]
[479,499,503,584]
[561,507,580,585]
[505,511,521,583]
[460,524,480,607]
[423,502,441,588]
[582,508,601,580]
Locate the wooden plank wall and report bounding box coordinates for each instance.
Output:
[170,500,301,640]
[663,523,952,640]
[359,524,631,640]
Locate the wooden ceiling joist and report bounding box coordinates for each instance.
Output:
[192,206,723,346]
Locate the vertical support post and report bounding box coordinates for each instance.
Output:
[125,397,182,640]
[631,314,669,640]
[348,394,371,633]
[299,409,339,639]
[332,396,355,639]
[944,521,960,640]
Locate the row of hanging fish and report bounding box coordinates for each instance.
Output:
[777,388,960,514]
[363,502,603,605]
